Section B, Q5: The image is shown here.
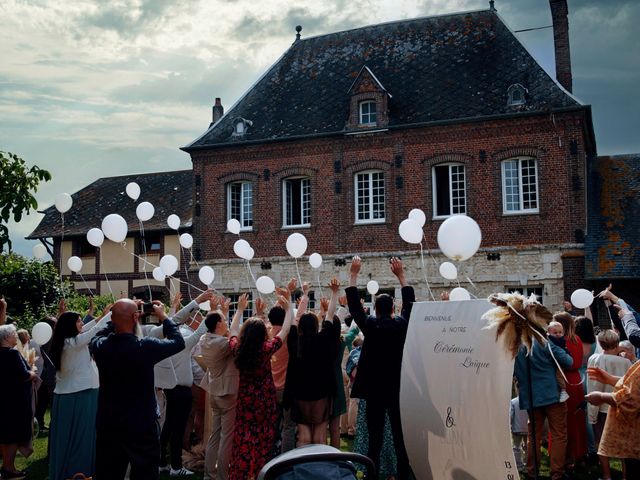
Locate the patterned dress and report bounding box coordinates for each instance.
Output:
[564,336,587,462]
[229,335,283,480]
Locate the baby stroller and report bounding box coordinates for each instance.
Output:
[257,445,376,480]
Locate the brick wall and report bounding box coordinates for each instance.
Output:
[190,110,589,263]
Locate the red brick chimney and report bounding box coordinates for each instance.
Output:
[212,98,224,123]
[549,0,572,92]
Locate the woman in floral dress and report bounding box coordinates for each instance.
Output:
[228,292,292,480]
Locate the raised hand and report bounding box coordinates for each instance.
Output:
[350,256,362,276]
[287,278,297,294]
[237,293,250,312]
[277,295,290,312]
[172,292,183,310]
[220,297,231,318]
[195,289,214,305]
[320,297,329,313]
[275,287,290,300]
[255,297,267,317]
[390,257,407,287]
[328,278,340,293]
[302,282,310,296]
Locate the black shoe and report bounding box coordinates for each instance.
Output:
[0,468,27,479]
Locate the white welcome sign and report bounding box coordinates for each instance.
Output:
[400,300,518,480]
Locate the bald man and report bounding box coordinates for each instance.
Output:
[90,299,185,480]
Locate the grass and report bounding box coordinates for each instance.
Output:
[14,419,623,480]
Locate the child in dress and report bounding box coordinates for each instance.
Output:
[547,321,570,403]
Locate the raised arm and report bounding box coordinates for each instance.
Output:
[276,295,293,341]
[615,304,640,349]
[229,293,249,337]
[390,257,415,320]
[74,306,112,347]
[346,256,368,331]
[172,289,215,324]
[325,278,340,321]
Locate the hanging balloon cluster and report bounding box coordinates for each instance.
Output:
[397,207,482,301]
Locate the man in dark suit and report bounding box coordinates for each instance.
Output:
[346,256,415,480]
[90,299,185,480]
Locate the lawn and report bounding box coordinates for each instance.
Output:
[15,422,623,480]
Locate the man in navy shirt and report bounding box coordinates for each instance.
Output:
[90,299,185,480]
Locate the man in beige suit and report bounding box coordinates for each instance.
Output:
[200,299,240,480]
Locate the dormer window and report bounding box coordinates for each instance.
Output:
[507,84,527,106]
[359,101,377,126]
[232,117,253,136]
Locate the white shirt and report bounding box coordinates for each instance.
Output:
[54,318,104,394]
[587,352,632,423]
[171,322,207,387]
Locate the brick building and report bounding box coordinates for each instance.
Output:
[181,4,596,310]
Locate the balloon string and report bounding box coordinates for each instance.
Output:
[99,248,114,296]
[181,246,192,300]
[138,220,152,301]
[78,272,95,296]
[316,271,324,299]
[294,258,303,290]
[60,212,65,299]
[419,242,436,301]
[245,260,260,302]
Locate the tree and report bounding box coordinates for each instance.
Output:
[0,151,51,252]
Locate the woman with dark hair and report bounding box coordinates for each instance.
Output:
[553,311,587,469]
[228,292,292,480]
[48,305,110,480]
[287,281,341,446]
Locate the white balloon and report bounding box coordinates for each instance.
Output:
[101,214,128,243]
[67,256,83,273]
[32,243,47,259]
[199,301,212,311]
[86,228,104,247]
[199,266,215,285]
[398,218,423,244]
[167,214,180,230]
[32,322,53,346]
[367,280,380,295]
[449,287,471,301]
[159,254,178,277]
[246,247,255,261]
[256,276,276,294]
[286,233,308,258]
[179,233,193,249]
[152,267,166,282]
[227,219,241,235]
[136,201,155,222]
[570,289,594,309]
[55,193,73,213]
[126,182,140,201]
[408,208,427,228]
[309,253,323,269]
[437,215,482,261]
[439,262,458,280]
[233,239,252,260]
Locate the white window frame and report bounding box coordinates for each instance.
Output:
[227,181,253,231]
[282,176,311,228]
[359,100,377,126]
[501,157,539,215]
[431,163,467,219]
[506,285,544,304]
[354,170,385,224]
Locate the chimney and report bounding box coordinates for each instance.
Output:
[212,98,224,124]
[549,0,572,92]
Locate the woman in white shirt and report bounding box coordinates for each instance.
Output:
[48,307,109,480]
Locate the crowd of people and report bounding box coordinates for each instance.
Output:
[1,264,639,480]
[513,287,640,480]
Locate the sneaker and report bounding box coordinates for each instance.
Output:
[559,389,570,402]
[159,465,171,474]
[170,467,195,476]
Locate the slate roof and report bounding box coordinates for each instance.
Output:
[28,170,193,239]
[185,9,582,150]
[585,154,640,279]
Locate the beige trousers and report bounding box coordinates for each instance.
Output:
[204,393,237,480]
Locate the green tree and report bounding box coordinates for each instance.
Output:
[0,151,51,252]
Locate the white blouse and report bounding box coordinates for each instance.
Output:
[54,317,105,394]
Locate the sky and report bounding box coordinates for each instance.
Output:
[2,0,639,257]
